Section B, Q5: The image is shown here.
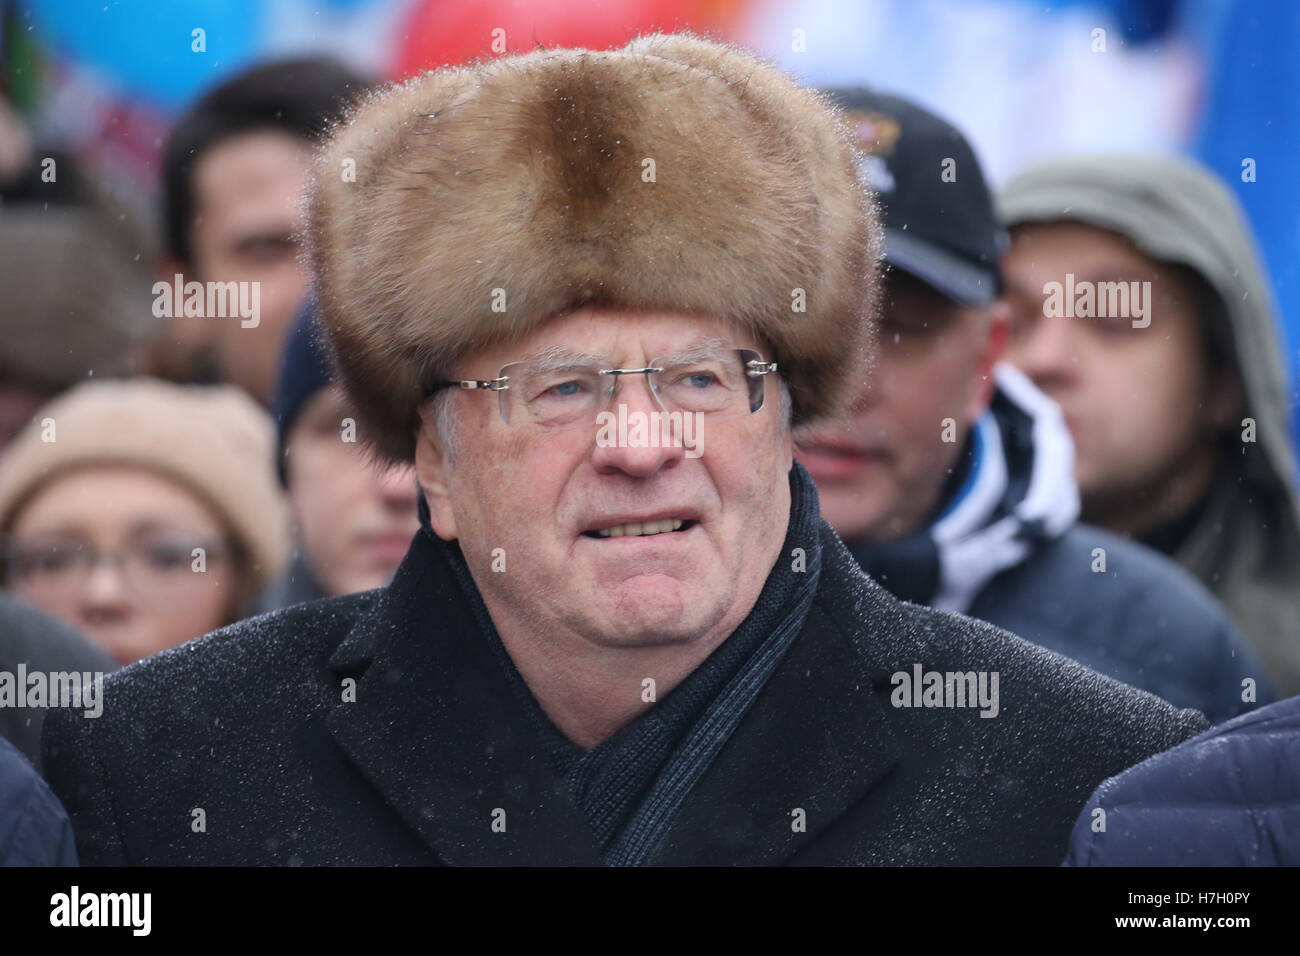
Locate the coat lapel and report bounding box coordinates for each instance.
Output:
[645,530,903,866]
[325,531,605,866]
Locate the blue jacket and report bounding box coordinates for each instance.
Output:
[0,736,78,866]
[1064,694,1300,866]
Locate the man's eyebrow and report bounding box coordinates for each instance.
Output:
[1001,273,1045,299]
[517,340,743,369]
[519,338,743,370]
[656,338,737,365]
[523,346,608,371]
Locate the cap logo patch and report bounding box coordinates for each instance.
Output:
[847,110,901,193]
[849,111,903,156]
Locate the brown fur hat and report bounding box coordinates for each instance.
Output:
[310,32,880,463]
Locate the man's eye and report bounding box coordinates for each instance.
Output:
[1093,313,1134,335]
[1006,307,1038,338]
[237,236,297,263]
[663,364,725,389]
[545,379,586,398]
[681,372,717,389]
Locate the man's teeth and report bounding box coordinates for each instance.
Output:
[595,518,685,538]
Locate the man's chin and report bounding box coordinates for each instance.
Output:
[819,495,894,544]
[582,625,704,650]
[576,580,725,648]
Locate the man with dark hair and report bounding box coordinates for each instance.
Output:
[150,57,371,405]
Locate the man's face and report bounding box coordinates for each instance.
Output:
[1001,222,1235,520]
[187,130,314,405]
[796,270,1003,543]
[415,308,792,649]
[285,386,421,596]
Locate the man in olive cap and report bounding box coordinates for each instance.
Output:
[999,156,1300,695]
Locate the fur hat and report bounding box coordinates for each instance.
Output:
[310,32,881,462]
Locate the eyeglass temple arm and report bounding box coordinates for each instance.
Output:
[423,377,509,397]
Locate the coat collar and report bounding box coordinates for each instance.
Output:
[326,489,902,866]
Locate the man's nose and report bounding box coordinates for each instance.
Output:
[588,373,687,477]
[1014,312,1079,392]
[847,372,880,414]
[375,464,419,508]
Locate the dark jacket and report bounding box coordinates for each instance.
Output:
[1064,694,1300,866]
[0,593,117,773]
[0,736,77,866]
[971,525,1270,725]
[852,365,1270,724]
[43,466,1205,866]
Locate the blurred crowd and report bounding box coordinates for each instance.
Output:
[0,26,1297,868]
[0,59,420,672]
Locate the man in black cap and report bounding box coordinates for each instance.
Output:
[797,89,1269,725]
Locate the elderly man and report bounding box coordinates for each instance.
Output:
[43,35,1204,866]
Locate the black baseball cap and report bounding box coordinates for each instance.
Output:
[824,88,1005,305]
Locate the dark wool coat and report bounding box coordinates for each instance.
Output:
[43,489,1205,866]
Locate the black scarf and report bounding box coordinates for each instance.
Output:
[418,461,824,864]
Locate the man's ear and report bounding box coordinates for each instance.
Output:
[414,405,459,541]
[965,300,1010,423]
